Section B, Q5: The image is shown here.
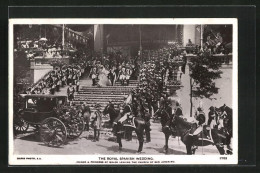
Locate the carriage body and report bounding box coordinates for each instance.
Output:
[14,94,85,147]
[19,94,67,124]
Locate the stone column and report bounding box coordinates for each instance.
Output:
[183,25,196,46]
[94,24,104,52]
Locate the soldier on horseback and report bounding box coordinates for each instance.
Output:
[208,106,218,129]
[115,95,135,135]
[174,101,183,117]
[190,105,212,151]
[158,96,173,129]
[217,104,233,151]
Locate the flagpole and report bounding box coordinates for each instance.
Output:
[62,24,65,49]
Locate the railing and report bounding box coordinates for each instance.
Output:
[30,70,53,89]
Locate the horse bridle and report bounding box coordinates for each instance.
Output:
[171,116,191,137]
[155,108,170,120]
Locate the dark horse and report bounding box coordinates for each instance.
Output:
[153,108,174,154]
[103,104,118,125]
[216,104,233,152]
[171,115,231,155]
[154,108,230,155]
[103,104,147,153]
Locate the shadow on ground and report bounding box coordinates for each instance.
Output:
[96,144,141,154]
[145,146,186,155]
[18,133,41,143]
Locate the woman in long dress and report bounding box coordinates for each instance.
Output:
[98,66,111,86]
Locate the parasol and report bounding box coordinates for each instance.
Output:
[39,38,48,41]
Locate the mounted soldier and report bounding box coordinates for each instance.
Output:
[174,101,183,117]
[217,104,233,151]
[193,106,207,135]
[190,104,211,151]
[139,103,152,143]
[117,95,134,127]
[208,106,218,129]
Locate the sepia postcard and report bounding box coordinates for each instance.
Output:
[9,18,238,165]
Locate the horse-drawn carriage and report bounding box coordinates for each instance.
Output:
[14,94,85,147]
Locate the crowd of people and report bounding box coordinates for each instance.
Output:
[133,46,186,114]
[16,38,79,60]
[185,32,232,55]
[87,52,139,87]
[24,64,84,99]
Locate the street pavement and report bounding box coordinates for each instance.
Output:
[14,121,219,155]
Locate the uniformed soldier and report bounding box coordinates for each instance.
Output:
[89,66,98,86]
[67,83,75,101]
[90,104,102,142]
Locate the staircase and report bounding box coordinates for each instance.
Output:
[72,80,139,112]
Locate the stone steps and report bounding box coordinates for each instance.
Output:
[73,99,123,104]
[113,84,138,86]
[74,96,125,100]
[77,92,129,95]
[75,94,125,97]
[73,102,120,107]
[72,80,139,113]
[80,86,137,89]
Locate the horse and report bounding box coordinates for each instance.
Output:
[103,104,118,125]
[103,103,147,153]
[153,107,175,154]
[171,115,231,155]
[215,104,233,151]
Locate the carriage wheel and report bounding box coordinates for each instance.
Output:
[67,117,85,139]
[14,116,29,134]
[40,117,67,147]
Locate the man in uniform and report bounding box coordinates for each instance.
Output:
[125,67,132,86]
[174,101,183,117]
[67,83,75,101]
[90,104,102,142]
[193,107,207,135]
[208,106,217,129]
[190,106,210,151]
[108,69,115,86]
[81,102,91,131]
[89,66,97,86]
[119,67,126,85]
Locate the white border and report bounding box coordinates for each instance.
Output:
[9,18,238,165]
